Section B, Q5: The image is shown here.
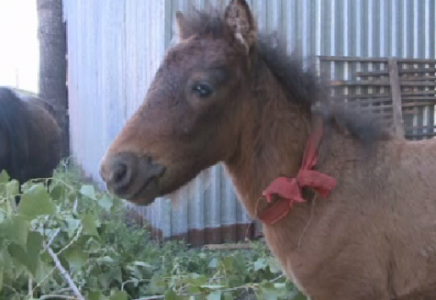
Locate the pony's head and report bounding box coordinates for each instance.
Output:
[100,0,266,205]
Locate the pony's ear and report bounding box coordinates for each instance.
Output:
[175,11,192,40]
[224,0,256,52]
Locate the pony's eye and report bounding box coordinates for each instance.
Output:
[192,82,213,98]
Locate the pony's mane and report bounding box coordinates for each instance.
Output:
[177,7,389,142]
[0,87,31,177]
[255,36,390,142]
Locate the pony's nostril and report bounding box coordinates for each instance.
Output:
[109,159,134,193]
[112,163,127,183]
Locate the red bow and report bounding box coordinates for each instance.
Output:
[257,117,337,225]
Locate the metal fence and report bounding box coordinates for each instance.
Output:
[63,0,436,245]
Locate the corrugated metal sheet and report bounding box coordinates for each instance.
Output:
[63,0,436,245]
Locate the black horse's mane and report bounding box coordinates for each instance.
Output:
[176,6,390,143]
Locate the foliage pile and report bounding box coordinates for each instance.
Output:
[0,165,306,300]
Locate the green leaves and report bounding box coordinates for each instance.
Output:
[253,257,268,271]
[6,180,19,197]
[49,183,67,200]
[81,213,99,237]
[207,291,222,300]
[0,164,306,300]
[0,170,9,184]
[18,184,56,220]
[0,247,11,270]
[80,184,96,200]
[164,289,179,300]
[98,195,114,212]
[0,199,13,222]
[0,267,3,292]
[26,232,43,274]
[2,215,30,247]
[109,290,128,300]
[7,232,43,277]
[64,245,88,271]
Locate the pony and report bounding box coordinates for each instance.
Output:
[0,87,62,196]
[100,1,436,299]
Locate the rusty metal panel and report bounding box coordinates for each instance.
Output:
[63,0,436,246]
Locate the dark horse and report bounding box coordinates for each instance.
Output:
[0,87,62,194]
[100,1,436,299]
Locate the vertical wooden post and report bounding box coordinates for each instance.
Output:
[388,58,405,138]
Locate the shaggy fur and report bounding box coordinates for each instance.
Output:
[101,1,436,299]
[0,87,62,188]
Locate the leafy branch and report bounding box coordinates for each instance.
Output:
[0,165,305,300]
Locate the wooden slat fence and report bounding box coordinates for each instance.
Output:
[319,57,436,140]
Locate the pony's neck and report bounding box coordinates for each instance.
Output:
[224,68,314,217]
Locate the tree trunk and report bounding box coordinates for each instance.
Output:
[37,0,69,158]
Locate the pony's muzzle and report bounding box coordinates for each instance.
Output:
[100,152,165,201]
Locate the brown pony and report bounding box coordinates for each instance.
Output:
[0,87,62,194]
[100,1,436,299]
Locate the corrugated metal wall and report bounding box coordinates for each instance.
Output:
[63,0,436,245]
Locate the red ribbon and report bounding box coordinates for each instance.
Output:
[257,117,337,225]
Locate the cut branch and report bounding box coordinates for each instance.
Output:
[44,243,85,300]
